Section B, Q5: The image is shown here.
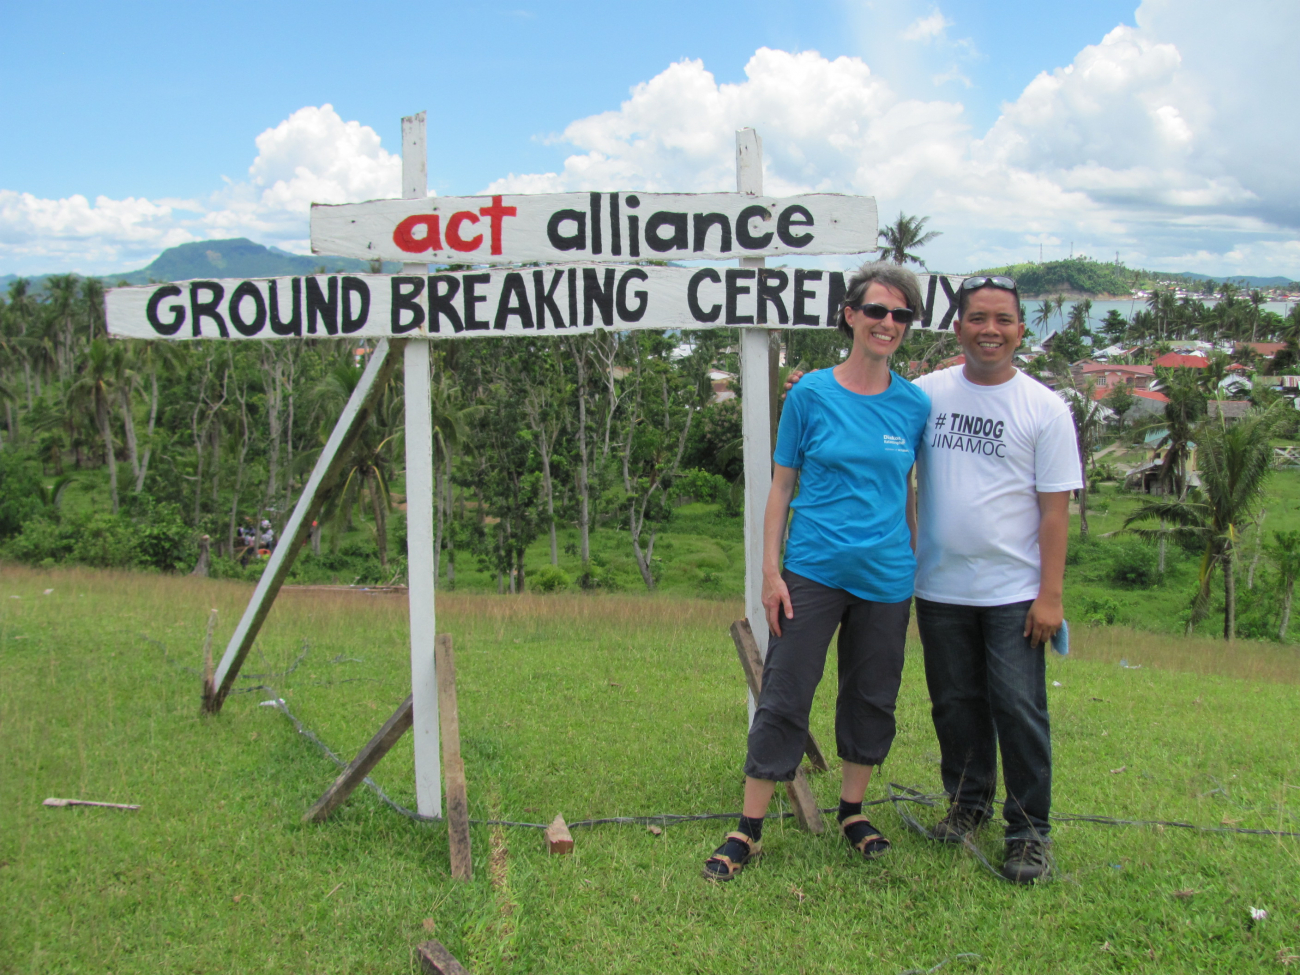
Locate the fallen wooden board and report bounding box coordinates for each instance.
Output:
[730,618,830,771]
[730,618,826,834]
[416,939,472,975]
[43,798,140,811]
[545,815,574,855]
[302,694,414,823]
[435,634,471,880]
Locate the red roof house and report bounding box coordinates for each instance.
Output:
[1153,352,1209,369]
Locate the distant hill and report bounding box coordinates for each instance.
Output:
[969,256,1298,297]
[0,238,401,291]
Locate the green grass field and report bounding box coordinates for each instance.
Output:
[2,567,1298,974]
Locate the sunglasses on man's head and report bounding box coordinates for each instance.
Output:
[960,275,1018,293]
[846,302,916,324]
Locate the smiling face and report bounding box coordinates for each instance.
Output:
[843,281,910,361]
[953,286,1025,384]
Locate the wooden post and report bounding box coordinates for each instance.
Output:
[302,695,414,823]
[416,940,472,975]
[730,619,825,833]
[736,127,771,728]
[435,634,471,880]
[200,608,217,708]
[207,338,405,713]
[545,814,574,854]
[401,110,443,819]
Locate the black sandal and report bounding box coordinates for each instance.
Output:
[702,831,762,881]
[840,813,892,859]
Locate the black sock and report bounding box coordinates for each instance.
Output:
[838,799,863,823]
[737,815,764,842]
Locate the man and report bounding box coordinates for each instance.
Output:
[786,272,1079,883]
[910,274,1079,883]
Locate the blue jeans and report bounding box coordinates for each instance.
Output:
[915,598,1051,840]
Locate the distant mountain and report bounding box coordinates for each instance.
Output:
[968,256,1298,297]
[0,238,401,291]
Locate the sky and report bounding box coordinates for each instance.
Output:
[1,0,1295,279]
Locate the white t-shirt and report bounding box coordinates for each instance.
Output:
[912,366,1082,607]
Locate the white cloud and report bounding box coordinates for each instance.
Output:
[3,0,1298,280]
[902,10,953,43]
[0,104,401,275]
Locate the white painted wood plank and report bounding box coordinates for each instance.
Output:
[402,110,442,819]
[108,264,940,343]
[737,128,770,726]
[209,339,403,708]
[311,191,877,265]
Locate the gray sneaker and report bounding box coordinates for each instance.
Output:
[930,805,988,844]
[1001,838,1051,884]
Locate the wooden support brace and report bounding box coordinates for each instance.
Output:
[730,619,830,772]
[435,634,472,880]
[729,619,826,834]
[303,694,414,823]
[416,940,472,975]
[206,337,406,714]
[545,815,574,855]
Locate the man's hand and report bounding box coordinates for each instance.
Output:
[762,570,794,638]
[782,368,816,399]
[1023,595,1063,649]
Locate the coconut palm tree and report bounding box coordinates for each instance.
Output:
[1032,300,1054,339]
[1268,530,1300,639]
[877,213,942,268]
[67,338,126,513]
[1125,403,1283,638]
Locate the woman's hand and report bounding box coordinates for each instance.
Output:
[762,569,794,638]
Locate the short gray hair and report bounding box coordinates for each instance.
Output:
[836,261,924,340]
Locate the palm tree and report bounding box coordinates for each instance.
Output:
[1053,294,1066,333]
[1268,530,1300,639]
[1064,380,1105,536]
[67,338,125,513]
[1125,404,1283,638]
[1032,300,1055,339]
[877,213,942,268]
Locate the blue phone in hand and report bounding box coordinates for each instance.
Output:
[1050,619,1069,656]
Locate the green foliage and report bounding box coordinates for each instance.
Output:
[4,498,195,572]
[1108,538,1159,588]
[0,451,47,538]
[970,257,1138,296]
[528,565,571,592]
[1077,593,1121,625]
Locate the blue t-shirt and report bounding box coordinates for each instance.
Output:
[773,368,930,602]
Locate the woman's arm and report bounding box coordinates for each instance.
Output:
[906,467,918,553]
[762,464,800,637]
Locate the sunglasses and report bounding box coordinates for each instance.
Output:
[846,302,916,325]
[960,275,1018,293]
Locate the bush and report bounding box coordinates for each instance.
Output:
[529,565,571,593]
[1109,539,1159,588]
[671,468,730,505]
[1077,594,1121,626]
[0,453,47,539]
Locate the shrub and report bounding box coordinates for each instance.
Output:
[1109,539,1159,588]
[0,453,46,539]
[529,565,571,593]
[1077,594,1121,626]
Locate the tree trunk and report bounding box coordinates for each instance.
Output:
[191,535,211,577]
[1224,548,1236,641]
[540,441,557,565]
[573,343,591,564]
[1158,522,1167,575]
[96,393,119,514]
[121,384,140,488]
[368,470,388,570]
[1247,509,1267,590]
[1280,581,1293,641]
[433,443,444,583]
[136,370,158,493]
[263,353,282,516]
[629,499,657,590]
[444,447,455,588]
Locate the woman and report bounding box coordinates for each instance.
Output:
[703,262,930,881]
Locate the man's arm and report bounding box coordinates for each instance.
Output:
[906,468,918,553]
[1024,490,1069,648]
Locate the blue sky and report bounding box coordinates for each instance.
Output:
[3,0,1295,278]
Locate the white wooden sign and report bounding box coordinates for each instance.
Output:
[311,192,877,265]
[105,267,966,340]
